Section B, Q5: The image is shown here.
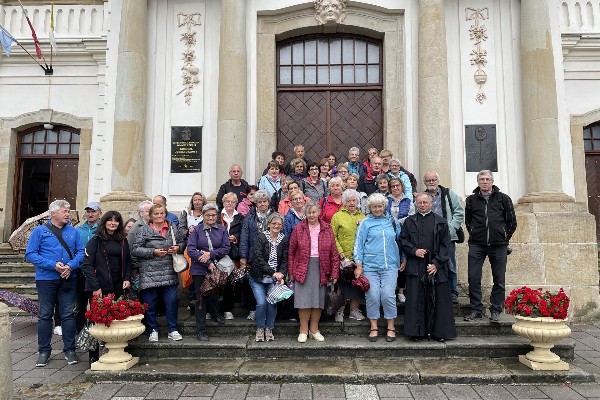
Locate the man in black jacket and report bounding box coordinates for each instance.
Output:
[216,164,249,211]
[464,170,517,323]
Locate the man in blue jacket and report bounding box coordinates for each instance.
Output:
[26,199,85,367]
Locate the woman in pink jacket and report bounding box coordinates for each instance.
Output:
[288,202,339,343]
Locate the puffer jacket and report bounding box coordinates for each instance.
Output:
[288,219,339,285]
[465,185,517,246]
[250,232,288,282]
[330,207,366,260]
[353,213,401,271]
[131,222,186,290]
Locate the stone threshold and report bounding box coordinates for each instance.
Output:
[85,356,593,385]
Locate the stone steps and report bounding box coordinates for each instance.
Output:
[85,356,593,385]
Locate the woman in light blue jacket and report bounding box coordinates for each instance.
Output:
[354,193,403,343]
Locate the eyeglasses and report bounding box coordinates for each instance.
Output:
[309,167,319,171]
[292,198,304,202]
[424,179,438,182]
[391,184,401,189]
[204,214,218,218]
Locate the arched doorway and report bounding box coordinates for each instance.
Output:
[13,125,80,229]
[276,34,383,163]
[584,121,600,241]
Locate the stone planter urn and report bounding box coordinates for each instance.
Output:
[512,315,571,371]
[89,314,145,371]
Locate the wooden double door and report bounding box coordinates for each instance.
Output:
[277,89,383,163]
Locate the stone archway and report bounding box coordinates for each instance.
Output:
[0,109,92,241]
[256,4,405,175]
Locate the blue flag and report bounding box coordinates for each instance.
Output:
[0,26,16,57]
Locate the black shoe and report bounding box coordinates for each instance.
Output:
[215,315,226,325]
[464,311,483,321]
[490,311,501,323]
[451,295,459,304]
[36,352,50,367]
[196,332,209,341]
[386,328,396,342]
[368,329,378,342]
[64,351,79,365]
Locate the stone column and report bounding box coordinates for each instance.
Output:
[418,0,452,186]
[519,0,572,203]
[100,0,150,217]
[216,0,247,185]
[0,303,13,400]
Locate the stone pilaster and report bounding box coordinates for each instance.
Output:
[519,0,571,204]
[417,0,452,186]
[0,303,13,400]
[216,0,247,185]
[100,0,150,217]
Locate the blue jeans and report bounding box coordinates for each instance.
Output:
[37,278,77,354]
[141,284,179,333]
[364,269,398,319]
[447,241,458,297]
[468,244,507,313]
[248,276,277,329]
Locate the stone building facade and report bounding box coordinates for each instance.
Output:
[0,0,599,318]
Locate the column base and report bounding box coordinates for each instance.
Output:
[99,191,150,220]
[517,191,575,204]
[519,355,569,371]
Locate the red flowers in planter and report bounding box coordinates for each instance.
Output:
[504,286,570,320]
[85,293,148,327]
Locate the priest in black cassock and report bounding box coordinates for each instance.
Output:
[400,193,457,341]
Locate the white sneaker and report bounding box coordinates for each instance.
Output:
[224,312,234,320]
[297,333,308,343]
[168,331,183,341]
[53,326,62,336]
[247,311,256,320]
[335,311,344,323]
[148,330,158,342]
[206,313,212,320]
[309,331,325,342]
[349,309,365,321]
[398,293,406,303]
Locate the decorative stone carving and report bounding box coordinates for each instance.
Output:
[466,8,489,103]
[177,12,202,106]
[314,0,347,25]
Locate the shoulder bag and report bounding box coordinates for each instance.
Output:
[170,226,189,273]
[199,228,230,295]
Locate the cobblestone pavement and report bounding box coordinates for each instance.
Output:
[10,317,600,399]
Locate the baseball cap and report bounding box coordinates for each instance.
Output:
[84,201,101,211]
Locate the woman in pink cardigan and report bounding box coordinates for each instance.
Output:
[288,202,339,343]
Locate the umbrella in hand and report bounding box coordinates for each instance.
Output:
[0,290,39,317]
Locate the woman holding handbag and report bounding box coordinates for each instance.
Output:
[249,213,288,342]
[81,211,132,364]
[187,203,231,341]
[132,204,186,342]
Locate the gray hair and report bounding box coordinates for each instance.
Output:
[342,189,359,205]
[137,200,153,216]
[422,171,440,182]
[254,189,271,202]
[366,192,388,210]
[49,199,70,214]
[376,174,389,184]
[303,201,319,215]
[348,146,360,155]
[201,203,219,215]
[415,192,433,202]
[267,212,284,226]
[328,176,344,188]
[477,170,494,181]
[390,158,402,167]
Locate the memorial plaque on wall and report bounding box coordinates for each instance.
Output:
[465,124,497,172]
[171,126,202,173]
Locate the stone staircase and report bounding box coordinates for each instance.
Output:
[0,247,37,316]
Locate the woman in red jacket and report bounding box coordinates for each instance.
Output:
[288,202,339,343]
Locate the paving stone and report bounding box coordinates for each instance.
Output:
[571,383,600,397]
[313,383,345,399]
[439,384,481,399]
[413,358,512,384]
[472,385,516,400]
[408,384,449,399]
[114,383,156,398]
[212,383,249,400]
[279,383,313,399]
[503,385,548,399]
[12,369,26,379]
[537,385,586,400]
[345,384,379,400]
[376,383,412,397]
[180,383,217,397]
[574,350,599,360]
[42,370,84,384]
[79,383,124,400]
[111,397,145,400]
[145,383,186,399]
[247,383,281,397]
[19,367,59,378]
[14,383,93,400]
[13,376,43,385]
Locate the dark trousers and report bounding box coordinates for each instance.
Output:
[37,278,77,354]
[193,275,220,334]
[467,244,507,313]
[74,273,91,333]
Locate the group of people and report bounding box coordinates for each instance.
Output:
[24,144,517,368]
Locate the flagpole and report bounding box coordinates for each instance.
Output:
[17,0,50,68]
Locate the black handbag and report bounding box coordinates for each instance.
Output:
[455,226,465,244]
[324,282,345,316]
[76,324,99,351]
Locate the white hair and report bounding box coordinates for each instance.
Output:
[366,193,387,210]
[49,199,70,214]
